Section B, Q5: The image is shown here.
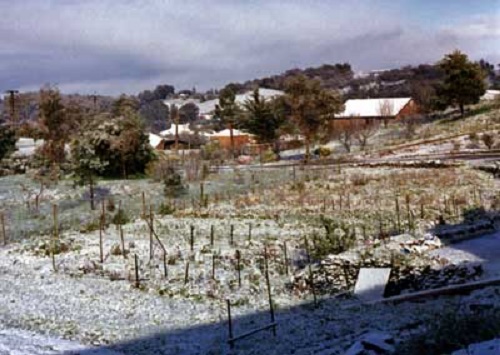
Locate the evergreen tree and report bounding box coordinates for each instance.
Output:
[436,50,486,116]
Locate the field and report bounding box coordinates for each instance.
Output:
[1,105,500,354]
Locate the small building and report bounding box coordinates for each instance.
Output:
[209,129,252,150]
[333,97,419,129]
[148,133,165,150]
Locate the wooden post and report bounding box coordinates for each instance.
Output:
[52,205,58,272]
[264,246,277,336]
[230,224,234,246]
[184,261,190,284]
[212,254,216,279]
[303,237,317,306]
[149,205,154,261]
[227,299,234,349]
[406,194,411,232]
[134,254,140,288]
[190,225,195,251]
[395,195,401,234]
[119,224,126,259]
[248,223,252,241]
[200,182,204,206]
[420,202,425,219]
[236,250,241,287]
[163,252,168,279]
[99,218,104,263]
[0,213,6,246]
[142,192,146,218]
[283,241,289,276]
[210,225,214,247]
[101,200,106,227]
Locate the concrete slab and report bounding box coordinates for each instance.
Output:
[354,268,391,302]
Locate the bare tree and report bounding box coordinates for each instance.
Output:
[378,99,394,127]
[354,119,378,151]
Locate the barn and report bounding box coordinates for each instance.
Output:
[333,97,419,129]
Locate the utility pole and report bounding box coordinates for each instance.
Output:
[5,90,19,125]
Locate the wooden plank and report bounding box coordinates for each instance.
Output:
[367,277,500,305]
[228,322,277,344]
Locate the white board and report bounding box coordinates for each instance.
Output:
[354,268,391,302]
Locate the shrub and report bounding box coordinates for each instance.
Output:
[481,133,495,150]
[314,146,332,157]
[311,216,356,259]
[163,167,187,198]
[158,202,176,215]
[112,208,130,225]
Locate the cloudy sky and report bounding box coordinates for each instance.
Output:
[0,0,499,95]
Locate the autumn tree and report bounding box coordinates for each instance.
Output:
[284,75,343,163]
[435,50,486,116]
[215,86,242,159]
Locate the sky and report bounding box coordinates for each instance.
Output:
[0,0,499,96]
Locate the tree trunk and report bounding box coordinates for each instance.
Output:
[459,103,465,117]
[89,175,95,211]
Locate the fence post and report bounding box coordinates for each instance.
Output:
[304,237,317,307]
[283,241,289,276]
[51,204,58,272]
[119,224,126,259]
[264,246,277,336]
[236,250,241,287]
[134,254,140,288]
[190,225,195,251]
[149,205,154,261]
[230,225,234,246]
[210,225,214,246]
[99,218,104,263]
[227,299,234,349]
[0,213,6,246]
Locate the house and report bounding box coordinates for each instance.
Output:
[148,133,165,150]
[333,97,419,128]
[209,129,252,150]
[481,90,500,101]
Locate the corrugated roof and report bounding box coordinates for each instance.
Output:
[337,98,412,118]
[159,124,194,136]
[148,133,163,148]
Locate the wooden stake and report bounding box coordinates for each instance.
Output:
[210,225,214,246]
[99,218,104,263]
[190,225,195,251]
[0,213,6,246]
[236,250,241,287]
[163,252,168,279]
[230,224,234,246]
[248,223,252,241]
[142,191,146,218]
[134,254,140,288]
[119,224,126,259]
[283,241,289,276]
[395,195,401,233]
[264,246,277,336]
[149,205,154,261]
[303,237,317,307]
[52,205,58,272]
[184,261,190,284]
[227,299,234,349]
[212,254,216,280]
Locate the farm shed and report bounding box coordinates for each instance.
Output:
[209,129,252,150]
[333,97,419,129]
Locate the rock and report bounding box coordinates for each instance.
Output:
[345,332,395,355]
[452,338,500,355]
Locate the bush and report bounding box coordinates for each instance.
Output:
[260,149,277,163]
[314,146,332,157]
[163,167,187,198]
[481,133,495,150]
[112,208,130,225]
[158,202,176,215]
[311,216,356,260]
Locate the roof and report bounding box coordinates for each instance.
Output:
[192,88,284,115]
[148,133,163,148]
[160,124,194,136]
[337,98,412,118]
[210,129,249,137]
[481,90,500,101]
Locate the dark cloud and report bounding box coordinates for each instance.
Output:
[0,0,497,95]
